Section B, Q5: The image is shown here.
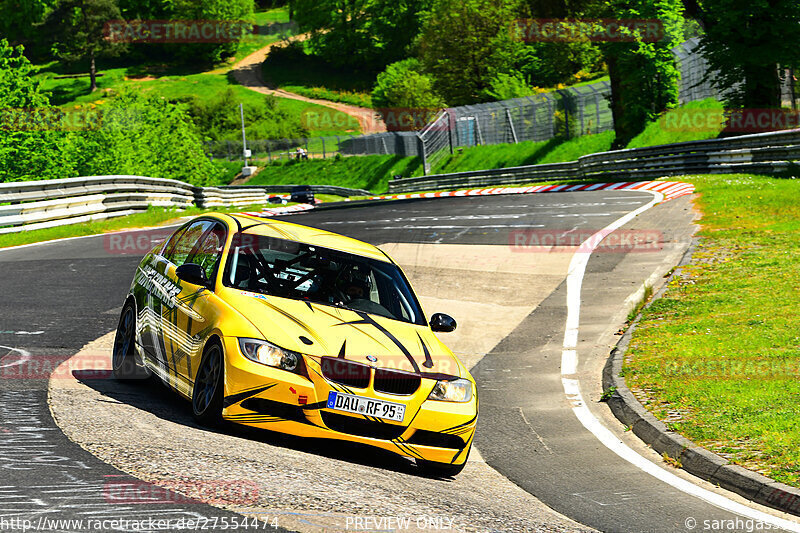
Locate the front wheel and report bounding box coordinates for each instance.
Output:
[192,343,224,426]
[112,301,148,381]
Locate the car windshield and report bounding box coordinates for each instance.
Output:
[222,233,426,325]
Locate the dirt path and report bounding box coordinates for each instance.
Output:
[231,35,386,135]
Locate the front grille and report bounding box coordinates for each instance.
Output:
[321,411,406,440]
[321,357,370,388]
[373,368,420,395]
[408,430,465,450]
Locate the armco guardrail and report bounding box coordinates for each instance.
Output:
[388,129,800,193]
[0,177,370,234]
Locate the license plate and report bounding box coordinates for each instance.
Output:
[326,391,405,422]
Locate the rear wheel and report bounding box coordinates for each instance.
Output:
[192,343,224,426]
[112,301,147,380]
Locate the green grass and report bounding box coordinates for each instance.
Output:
[247,155,423,193]
[261,43,375,109]
[35,66,361,139]
[31,6,361,141]
[624,173,800,486]
[233,7,292,63]
[627,98,725,149]
[433,131,616,174]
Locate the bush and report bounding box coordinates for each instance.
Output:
[371,59,444,109]
[182,88,308,141]
[480,73,534,101]
[73,91,221,186]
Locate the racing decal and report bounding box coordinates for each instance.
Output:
[136,265,181,309]
[337,341,346,359]
[223,384,277,408]
[417,332,434,369]
[337,312,421,374]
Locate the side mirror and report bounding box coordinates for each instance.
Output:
[429,313,457,333]
[176,263,208,287]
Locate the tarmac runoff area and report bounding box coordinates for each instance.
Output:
[48,244,590,533]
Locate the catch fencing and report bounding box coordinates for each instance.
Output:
[388,128,800,193]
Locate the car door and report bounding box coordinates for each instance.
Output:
[161,221,227,396]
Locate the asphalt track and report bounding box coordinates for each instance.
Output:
[0,191,795,532]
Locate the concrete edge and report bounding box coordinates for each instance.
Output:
[602,236,800,518]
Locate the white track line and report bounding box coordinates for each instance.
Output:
[559,191,800,530]
[0,346,32,369]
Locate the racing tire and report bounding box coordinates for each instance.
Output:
[112,301,148,381]
[192,343,224,427]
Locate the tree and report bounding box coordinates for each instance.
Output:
[44,0,127,92]
[597,0,684,147]
[292,0,432,69]
[683,0,800,109]
[372,59,444,109]
[417,0,520,106]
[0,39,78,182]
[0,0,56,46]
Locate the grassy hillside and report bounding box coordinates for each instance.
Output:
[246,155,422,193]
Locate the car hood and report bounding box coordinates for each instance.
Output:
[222,289,464,378]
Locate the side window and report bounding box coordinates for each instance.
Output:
[166,221,212,267]
[191,224,226,281]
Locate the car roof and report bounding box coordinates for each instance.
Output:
[215,213,392,263]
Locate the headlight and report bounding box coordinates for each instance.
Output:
[238,338,300,372]
[427,378,473,403]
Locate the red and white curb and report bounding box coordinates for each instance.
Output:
[239,203,316,218]
[239,181,695,218]
[370,181,695,203]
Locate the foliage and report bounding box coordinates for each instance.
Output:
[0,0,56,46]
[371,59,444,109]
[70,90,221,185]
[0,39,76,182]
[262,41,376,107]
[0,42,219,185]
[115,0,254,65]
[685,0,800,108]
[417,0,520,106]
[43,0,128,91]
[627,98,725,148]
[481,73,535,101]
[291,0,432,69]
[181,88,308,141]
[600,0,684,147]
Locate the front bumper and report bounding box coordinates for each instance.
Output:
[220,337,477,465]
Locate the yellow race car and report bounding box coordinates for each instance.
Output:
[112,213,477,476]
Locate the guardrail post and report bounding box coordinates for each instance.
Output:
[321,137,326,159]
[417,133,429,175]
[447,109,455,154]
[506,108,519,144]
